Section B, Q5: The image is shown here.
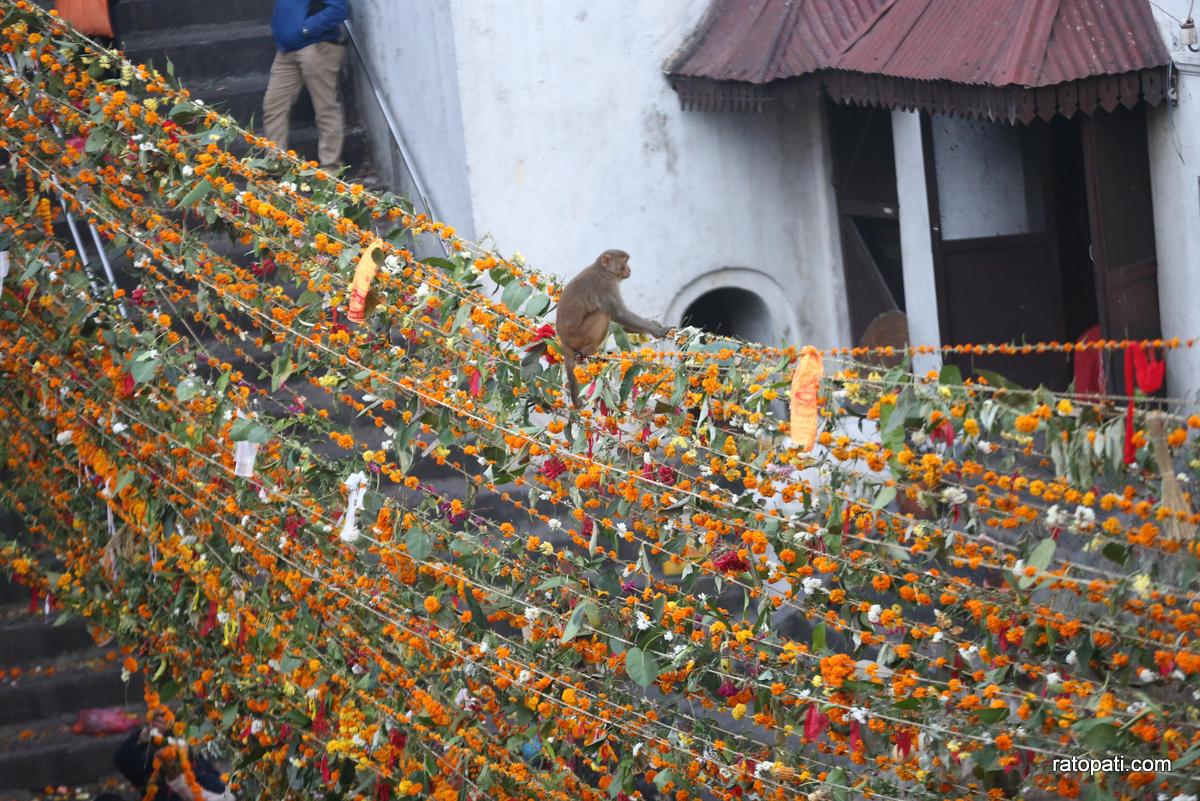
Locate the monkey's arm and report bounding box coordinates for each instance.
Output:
[611,306,669,339]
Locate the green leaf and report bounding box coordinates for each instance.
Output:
[1073,719,1119,750]
[229,417,272,444]
[1102,542,1129,565]
[561,601,594,644]
[872,485,896,510]
[938,364,963,386]
[1029,537,1056,570]
[975,369,1022,391]
[652,770,675,792]
[175,377,203,402]
[84,128,108,155]
[1020,537,1056,588]
[114,469,134,494]
[129,358,159,384]
[625,647,658,688]
[500,281,532,312]
[270,353,295,392]
[827,767,848,801]
[812,621,827,653]
[525,292,552,317]
[178,178,212,209]
[405,527,431,561]
[975,706,1009,724]
[1174,743,1200,771]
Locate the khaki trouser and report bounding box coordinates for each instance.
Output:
[262,41,345,167]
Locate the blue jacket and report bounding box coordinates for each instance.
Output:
[271,0,348,53]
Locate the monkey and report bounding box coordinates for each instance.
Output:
[523,249,670,409]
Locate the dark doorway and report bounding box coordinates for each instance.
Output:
[682,288,773,343]
[827,100,904,345]
[1052,115,1099,345]
[923,108,1150,393]
[925,113,1070,389]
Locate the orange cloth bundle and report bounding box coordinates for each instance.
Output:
[54,0,114,38]
[789,346,823,451]
[347,239,385,324]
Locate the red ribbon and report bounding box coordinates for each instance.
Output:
[1123,344,1165,464]
[198,600,219,636]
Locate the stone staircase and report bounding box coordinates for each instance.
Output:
[116,0,368,168]
[0,566,144,795]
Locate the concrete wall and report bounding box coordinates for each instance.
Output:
[349,0,475,239]
[354,0,849,349]
[1148,1,1200,400]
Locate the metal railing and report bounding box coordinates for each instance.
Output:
[343,20,451,256]
[6,52,126,317]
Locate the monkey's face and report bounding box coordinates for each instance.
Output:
[600,250,632,280]
[603,256,631,280]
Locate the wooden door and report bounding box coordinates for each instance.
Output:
[1081,105,1162,391]
[924,114,1071,390]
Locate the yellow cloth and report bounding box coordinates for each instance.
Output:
[348,239,385,324]
[789,346,823,451]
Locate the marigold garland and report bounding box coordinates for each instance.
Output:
[2,4,1200,801]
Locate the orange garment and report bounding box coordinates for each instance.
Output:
[54,0,114,37]
[789,346,823,451]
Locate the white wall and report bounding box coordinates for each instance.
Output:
[892,110,942,376]
[350,0,475,239]
[931,116,1040,240]
[1148,1,1200,400]
[412,0,848,349]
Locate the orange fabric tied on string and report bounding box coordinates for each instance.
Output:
[789,346,823,451]
[347,239,385,324]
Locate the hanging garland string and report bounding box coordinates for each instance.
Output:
[3,4,1200,801]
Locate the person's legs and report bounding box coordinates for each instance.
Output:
[262,49,304,154]
[298,41,346,167]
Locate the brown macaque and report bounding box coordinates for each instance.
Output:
[550,249,670,408]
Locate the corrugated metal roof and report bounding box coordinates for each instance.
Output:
[665,0,886,85]
[836,0,1170,87]
[666,0,1170,88]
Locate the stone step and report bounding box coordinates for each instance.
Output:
[0,656,141,727]
[122,20,277,82]
[0,710,141,791]
[116,0,274,35]
[0,579,24,609]
[0,612,96,669]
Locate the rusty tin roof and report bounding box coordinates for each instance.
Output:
[835,0,1169,87]
[665,0,887,84]
[666,0,1170,104]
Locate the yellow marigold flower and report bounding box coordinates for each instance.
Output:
[731,703,747,720]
